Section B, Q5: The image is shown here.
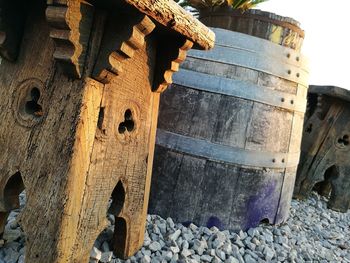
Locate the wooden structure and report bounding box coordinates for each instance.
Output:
[294,85,350,213]
[199,8,304,51]
[0,0,214,262]
[149,27,309,231]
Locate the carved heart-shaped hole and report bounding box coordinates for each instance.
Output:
[118,109,134,134]
[25,88,43,118]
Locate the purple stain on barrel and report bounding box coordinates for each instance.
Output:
[244,181,279,230]
[206,216,224,230]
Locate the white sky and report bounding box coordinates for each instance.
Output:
[258,0,350,89]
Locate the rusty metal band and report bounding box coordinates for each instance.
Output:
[199,12,305,38]
[212,28,309,69]
[156,129,301,169]
[187,46,308,87]
[173,69,307,113]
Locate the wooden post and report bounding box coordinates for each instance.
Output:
[0,0,214,262]
[294,85,350,213]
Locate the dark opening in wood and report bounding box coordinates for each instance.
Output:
[97,107,105,130]
[4,172,25,209]
[306,93,318,119]
[314,165,337,198]
[112,217,127,259]
[24,88,43,118]
[338,134,349,146]
[1,172,26,243]
[91,181,127,260]
[118,109,135,134]
[260,218,270,225]
[108,181,125,216]
[305,123,313,133]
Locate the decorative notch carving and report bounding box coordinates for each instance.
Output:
[46,0,94,78]
[95,15,156,84]
[153,38,193,93]
[0,0,28,61]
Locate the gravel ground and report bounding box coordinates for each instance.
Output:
[0,192,349,263]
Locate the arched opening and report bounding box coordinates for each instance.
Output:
[112,217,127,258]
[108,181,125,216]
[0,172,26,262]
[313,165,337,198]
[4,172,25,209]
[259,218,270,225]
[90,180,127,261]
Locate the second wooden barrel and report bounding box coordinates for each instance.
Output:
[199,8,304,51]
[149,28,309,231]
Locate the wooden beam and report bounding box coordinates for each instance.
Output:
[123,0,215,50]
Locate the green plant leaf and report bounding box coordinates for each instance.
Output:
[232,0,246,9]
[176,0,268,10]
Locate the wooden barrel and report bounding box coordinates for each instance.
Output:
[199,7,304,51]
[149,27,309,231]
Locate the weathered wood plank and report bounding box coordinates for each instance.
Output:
[56,78,103,262]
[229,166,284,230]
[212,96,253,149]
[148,147,183,217]
[275,167,297,223]
[69,16,159,260]
[0,4,91,261]
[124,0,215,50]
[189,91,221,141]
[194,162,239,230]
[245,103,293,153]
[171,155,206,222]
[157,84,200,135]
